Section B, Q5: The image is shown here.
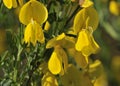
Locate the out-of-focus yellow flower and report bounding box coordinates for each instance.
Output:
[89,60,104,80]
[42,72,58,86]
[61,64,92,86]
[19,0,48,25]
[3,0,23,9]
[109,1,120,16]
[73,6,99,33]
[48,45,68,75]
[88,60,108,86]
[75,28,100,56]
[80,0,93,8]
[0,29,7,54]
[24,20,45,46]
[111,55,120,83]
[94,73,108,86]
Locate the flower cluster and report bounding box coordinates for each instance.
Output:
[2,0,104,85]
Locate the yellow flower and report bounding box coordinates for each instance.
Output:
[46,33,89,69]
[89,60,104,80]
[46,33,75,49]
[3,0,23,9]
[42,72,58,86]
[109,1,120,16]
[19,0,48,25]
[80,0,93,8]
[48,45,68,75]
[19,0,48,45]
[75,28,100,56]
[61,64,92,86]
[24,20,45,46]
[73,6,99,33]
[67,48,88,69]
[89,60,108,86]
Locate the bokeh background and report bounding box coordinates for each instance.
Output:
[93,0,120,86]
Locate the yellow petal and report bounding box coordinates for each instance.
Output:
[75,29,89,51]
[46,33,75,49]
[12,0,17,8]
[48,51,62,75]
[67,48,88,69]
[73,8,87,33]
[19,0,48,25]
[109,1,119,16]
[44,21,51,31]
[35,22,45,44]
[24,23,32,45]
[18,0,23,6]
[3,0,12,9]
[81,0,93,8]
[73,6,99,33]
[55,46,68,73]
[46,37,58,48]
[85,7,99,31]
[61,64,92,86]
[46,33,65,49]
[24,20,45,46]
[42,72,58,86]
[56,33,65,40]
[75,29,100,56]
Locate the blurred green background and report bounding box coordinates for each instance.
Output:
[94,0,120,86]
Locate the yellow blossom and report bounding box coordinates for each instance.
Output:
[24,20,45,46]
[73,6,99,33]
[46,32,89,69]
[19,0,48,46]
[46,33,75,49]
[61,64,92,86]
[42,72,58,86]
[75,28,100,56]
[48,45,68,75]
[19,0,48,25]
[3,0,23,9]
[67,48,88,69]
[80,0,93,8]
[89,60,108,86]
[109,1,120,16]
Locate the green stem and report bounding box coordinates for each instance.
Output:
[13,44,23,83]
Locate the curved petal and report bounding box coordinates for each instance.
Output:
[80,0,93,8]
[3,0,12,9]
[19,0,48,25]
[73,6,99,33]
[12,0,17,8]
[24,20,45,46]
[48,51,62,75]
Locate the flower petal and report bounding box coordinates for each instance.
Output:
[73,6,99,33]
[75,29,100,56]
[3,0,12,9]
[12,0,17,8]
[80,0,93,8]
[48,51,62,75]
[24,20,45,46]
[19,0,48,25]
